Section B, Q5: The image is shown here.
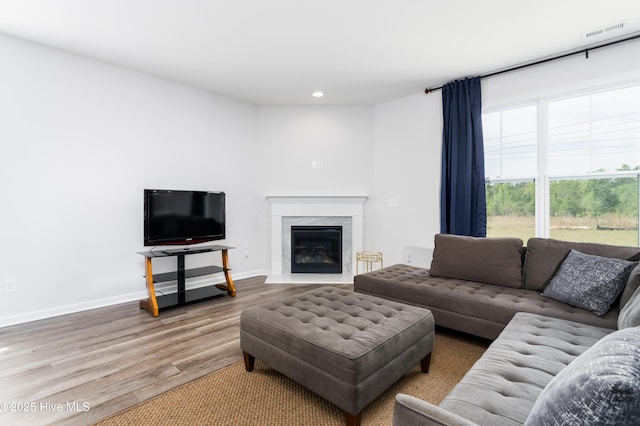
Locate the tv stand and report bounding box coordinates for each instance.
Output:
[137,245,236,317]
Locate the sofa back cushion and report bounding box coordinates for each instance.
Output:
[619,286,640,329]
[524,326,640,426]
[621,264,640,309]
[523,238,640,291]
[429,234,524,288]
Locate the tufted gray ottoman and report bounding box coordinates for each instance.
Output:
[240,287,434,426]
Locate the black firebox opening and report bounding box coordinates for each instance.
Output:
[291,226,342,274]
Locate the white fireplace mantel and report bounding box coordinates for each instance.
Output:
[266,195,368,282]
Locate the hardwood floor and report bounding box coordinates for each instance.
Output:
[0,276,351,425]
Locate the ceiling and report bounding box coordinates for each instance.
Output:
[0,0,639,105]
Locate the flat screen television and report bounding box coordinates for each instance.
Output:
[144,189,226,246]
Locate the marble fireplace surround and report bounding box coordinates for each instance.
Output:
[266,196,367,284]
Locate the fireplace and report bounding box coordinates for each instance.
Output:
[266,195,367,283]
[291,226,342,273]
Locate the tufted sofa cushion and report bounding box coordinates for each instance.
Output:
[354,264,618,340]
[240,286,433,385]
[439,313,613,425]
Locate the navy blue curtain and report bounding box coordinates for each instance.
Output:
[440,77,487,237]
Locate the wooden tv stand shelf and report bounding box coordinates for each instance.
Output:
[137,244,236,317]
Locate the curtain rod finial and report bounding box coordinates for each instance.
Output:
[425,88,433,94]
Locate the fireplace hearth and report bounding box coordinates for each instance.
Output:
[291,226,342,274]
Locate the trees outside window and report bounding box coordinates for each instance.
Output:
[486,181,535,242]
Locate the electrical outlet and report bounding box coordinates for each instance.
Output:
[244,250,249,258]
[4,278,17,293]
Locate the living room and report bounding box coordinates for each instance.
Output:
[2,2,640,425]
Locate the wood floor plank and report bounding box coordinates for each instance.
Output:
[0,276,351,425]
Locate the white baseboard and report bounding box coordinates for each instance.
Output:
[0,270,268,328]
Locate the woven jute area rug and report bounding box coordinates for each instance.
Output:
[95,329,487,425]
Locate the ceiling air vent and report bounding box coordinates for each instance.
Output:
[582,21,627,40]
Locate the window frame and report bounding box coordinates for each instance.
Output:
[483,81,640,245]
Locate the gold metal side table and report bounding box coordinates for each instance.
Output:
[356,251,383,274]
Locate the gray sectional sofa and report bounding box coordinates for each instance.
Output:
[355,235,640,340]
[354,235,640,425]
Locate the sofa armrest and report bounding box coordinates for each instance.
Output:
[393,394,478,426]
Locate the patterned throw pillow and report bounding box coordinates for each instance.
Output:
[542,249,637,316]
[524,327,640,426]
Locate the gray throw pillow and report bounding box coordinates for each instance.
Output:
[524,326,640,426]
[542,250,637,316]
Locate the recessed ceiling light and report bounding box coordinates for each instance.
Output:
[312,91,324,98]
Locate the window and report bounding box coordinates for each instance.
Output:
[484,105,537,179]
[486,180,535,242]
[549,176,639,245]
[547,86,640,175]
[484,84,640,245]
[484,105,537,242]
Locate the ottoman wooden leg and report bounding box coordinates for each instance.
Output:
[243,351,255,372]
[420,353,432,373]
[344,411,362,426]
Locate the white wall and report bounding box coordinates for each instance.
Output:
[370,94,442,267]
[257,106,375,195]
[0,35,262,326]
[482,38,640,108]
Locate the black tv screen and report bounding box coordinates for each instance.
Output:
[144,189,226,246]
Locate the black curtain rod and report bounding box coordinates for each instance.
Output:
[424,33,640,94]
